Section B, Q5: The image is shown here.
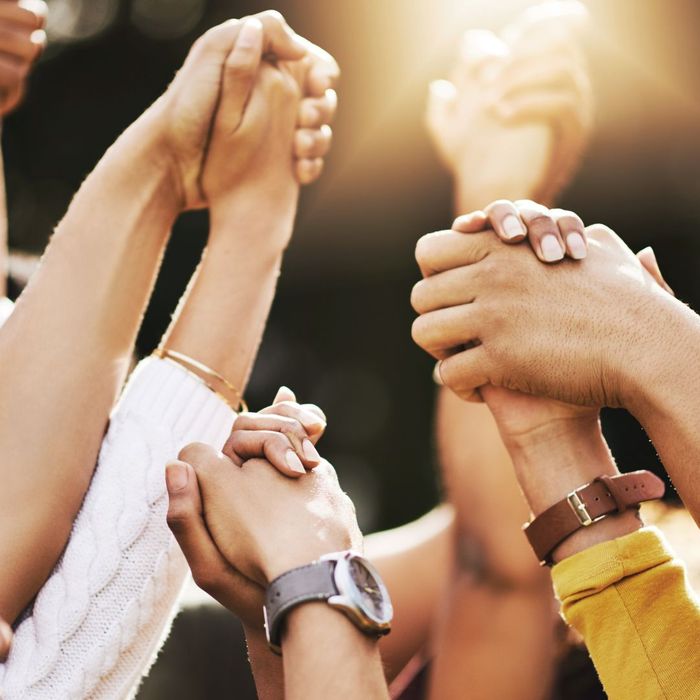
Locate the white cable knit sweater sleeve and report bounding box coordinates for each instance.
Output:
[0,354,235,700]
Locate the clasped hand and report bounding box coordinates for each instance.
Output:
[166,387,361,631]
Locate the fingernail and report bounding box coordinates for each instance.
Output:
[166,463,188,492]
[541,235,564,262]
[31,29,47,47]
[302,439,321,464]
[502,214,525,240]
[433,361,444,386]
[566,232,587,259]
[238,18,263,47]
[286,450,306,474]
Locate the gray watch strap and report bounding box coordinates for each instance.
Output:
[264,560,338,651]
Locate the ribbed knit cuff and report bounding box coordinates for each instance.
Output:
[116,356,236,449]
[0,296,14,327]
[552,526,673,603]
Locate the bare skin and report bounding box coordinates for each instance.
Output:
[168,392,389,700]
[0,12,338,623]
[170,6,597,699]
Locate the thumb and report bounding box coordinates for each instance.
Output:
[218,18,264,132]
[274,386,297,404]
[637,247,674,296]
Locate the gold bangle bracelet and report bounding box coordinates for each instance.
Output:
[152,347,248,413]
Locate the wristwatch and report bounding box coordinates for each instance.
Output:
[263,550,393,654]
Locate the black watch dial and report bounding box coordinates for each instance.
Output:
[348,556,391,621]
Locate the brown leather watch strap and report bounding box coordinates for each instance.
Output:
[524,470,665,565]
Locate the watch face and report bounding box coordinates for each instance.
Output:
[348,556,391,622]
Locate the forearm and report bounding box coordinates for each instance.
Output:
[429,576,557,700]
[365,504,455,680]
[160,195,296,402]
[453,125,551,214]
[437,389,549,585]
[1,358,235,697]
[626,298,700,526]
[431,392,557,699]
[245,627,284,700]
[507,417,641,563]
[283,604,389,700]
[0,115,178,620]
[552,528,700,700]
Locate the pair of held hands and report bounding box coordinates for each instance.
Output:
[412,199,675,439]
[143,10,338,229]
[0,5,339,252]
[166,199,676,635]
[166,387,360,632]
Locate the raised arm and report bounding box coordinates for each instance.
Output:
[0,17,339,697]
[481,380,700,699]
[419,4,593,698]
[412,201,700,528]
[169,435,390,700]
[0,13,318,623]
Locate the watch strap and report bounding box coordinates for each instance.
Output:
[264,560,338,651]
[524,470,665,565]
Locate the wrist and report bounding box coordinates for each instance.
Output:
[284,602,378,652]
[621,294,700,424]
[209,189,298,254]
[111,109,183,220]
[263,535,362,584]
[453,165,536,215]
[508,418,617,517]
[551,509,643,563]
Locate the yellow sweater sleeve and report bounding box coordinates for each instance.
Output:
[551,527,700,700]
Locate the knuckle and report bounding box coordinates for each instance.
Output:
[527,213,557,235]
[177,441,212,465]
[484,198,513,214]
[267,432,288,451]
[473,255,501,285]
[227,54,257,75]
[192,567,221,593]
[414,234,436,268]
[288,418,307,439]
[259,9,286,24]
[587,223,614,241]
[411,315,429,346]
[410,280,426,312]
[166,507,191,535]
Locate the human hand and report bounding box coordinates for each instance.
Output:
[173,444,361,588]
[166,458,266,629]
[0,0,47,116]
[222,386,327,477]
[412,206,677,409]
[426,1,592,208]
[446,203,599,447]
[201,16,339,213]
[144,11,337,211]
